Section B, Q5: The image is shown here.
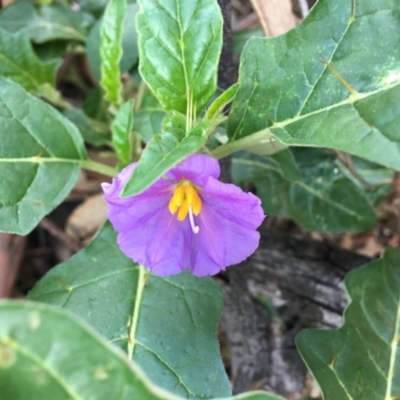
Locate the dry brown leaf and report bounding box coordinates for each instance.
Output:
[66,194,108,245]
[250,0,299,37]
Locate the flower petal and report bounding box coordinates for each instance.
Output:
[116,205,192,276]
[189,178,265,276]
[167,154,220,186]
[103,155,264,277]
[102,164,192,276]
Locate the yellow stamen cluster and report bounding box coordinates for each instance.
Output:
[168,181,202,221]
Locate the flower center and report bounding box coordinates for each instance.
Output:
[168,180,202,234]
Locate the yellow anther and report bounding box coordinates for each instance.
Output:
[185,185,197,205]
[169,181,202,229]
[192,192,202,215]
[172,185,185,205]
[177,198,189,221]
[168,196,179,214]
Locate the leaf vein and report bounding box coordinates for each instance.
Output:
[296,17,353,117]
[8,339,84,400]
[135,340,195,397]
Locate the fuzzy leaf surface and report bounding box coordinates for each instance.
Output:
[136,0,222,113]
[228,0,400,170]
[0,1,90,43]
[112,99,134,164]
[28,222,231,399]
[232,149,376,232]
[0,28,58,94]
[100,0,125,107]
[86,3,139,82]
[296,248,400,400]
[1,301,282,399]
[0,78,86,234]
[122,116,211,197]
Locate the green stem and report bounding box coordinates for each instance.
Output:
[127,265,147,358]
[211,129,273,159]
[134,80,146,112]
[80,159,118,177]
[212,130,265,159]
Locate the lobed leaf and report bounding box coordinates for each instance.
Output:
[0,28,59,94]
[136,0,222,113]
[232,149,376,232]
[0,78,87,235]
[0,301,283,400]
[296,248,400,400]
[228,0,400,170]
[28,222,232,399]
[0,1,90,43]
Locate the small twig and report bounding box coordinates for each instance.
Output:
[334,150,373,189]
[39,218,82,253]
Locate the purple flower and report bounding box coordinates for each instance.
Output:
[102,154,265,277]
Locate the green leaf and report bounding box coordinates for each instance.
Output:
[0,28,59,94]
[87,3,139,82]
[0,0,91,43]
[100,0,126,108]
[228,0,400,170]
[136,0,223,113]
[132,88,167,142]
[0,78,87,235]
[232,149,377,232]
[33,40,69,61]
[232,27,264,55]
[231,395,283,400]
[83,87,109,121]
[112,99,134,164]
[80,0,110,17]
[122,116,214,196]
[0,300,165,400]
[212,129,288,159]
[0,301,282,400]
[133,109,167,142]
[80,0,138,17]
[28,222,232,399]
[63,107,110,147]
[296,247,400,400]
[335,156,394,206]
[205,83,239,120]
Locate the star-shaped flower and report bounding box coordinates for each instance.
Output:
[102,154,264,276]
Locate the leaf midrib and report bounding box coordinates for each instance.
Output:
[127,266,146,359]
[271,82,399,132]
[0,51,41,91]
[295,9,353,118]
[0,157,81,163]
[135,340,195,397]
[36,20,85,41]
[175,0,189,100]
[123,134,206,196]
[384,270,400,399]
